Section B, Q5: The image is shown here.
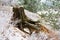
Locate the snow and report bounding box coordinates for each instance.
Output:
[28,32,48,40]
[25,10,41,22]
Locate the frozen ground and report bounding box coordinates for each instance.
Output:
[0,6,60,40]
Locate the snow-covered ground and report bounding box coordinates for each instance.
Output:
[0,6,60,40]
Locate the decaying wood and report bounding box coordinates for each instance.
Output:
[12,7,50,35]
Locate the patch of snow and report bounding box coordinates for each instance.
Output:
[28,32,48,40]
[25,10,41,22]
